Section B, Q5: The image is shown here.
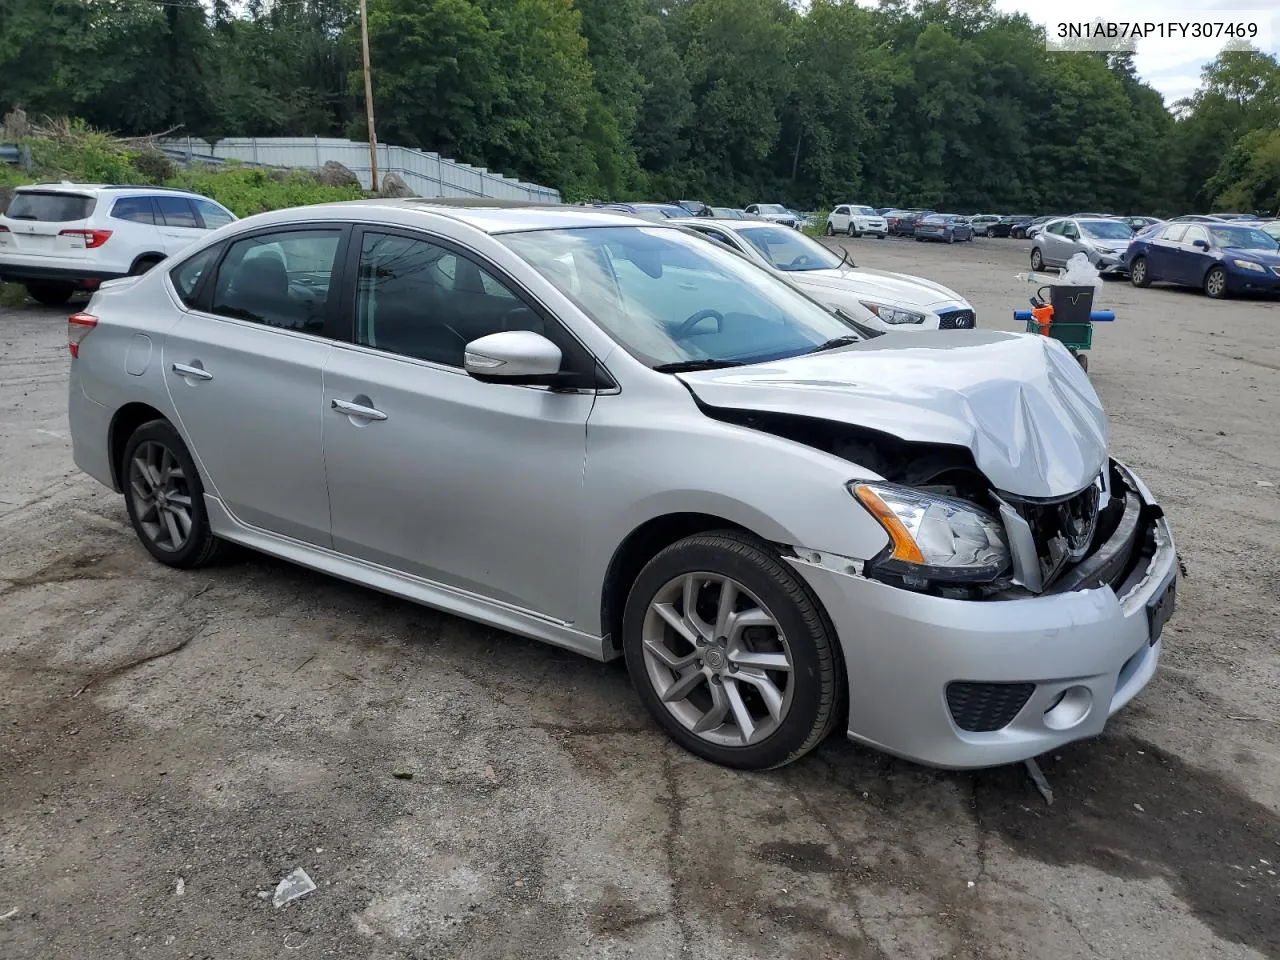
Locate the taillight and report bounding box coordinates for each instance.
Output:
[0,225,9,233]
[59,228,113,249]
[68,312,98,358]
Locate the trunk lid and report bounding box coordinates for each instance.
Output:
[677,331,1107,499]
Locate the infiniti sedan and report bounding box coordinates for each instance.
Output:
[681,218,978,330]
[68,202,1176,771]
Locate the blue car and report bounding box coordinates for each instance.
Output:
[1125,221,1280,298]
[913,214,974,243]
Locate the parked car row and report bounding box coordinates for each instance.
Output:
[593,201,815,230]
[62,198,1177,772]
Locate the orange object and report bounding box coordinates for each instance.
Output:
[1031,303,1054,336]
[852,485,927,564]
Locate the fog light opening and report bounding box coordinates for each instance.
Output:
[1043,685,1092,731]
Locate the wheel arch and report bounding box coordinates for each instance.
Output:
[108,402,169,491]
[128,252,167,275]
[599,512,758,659]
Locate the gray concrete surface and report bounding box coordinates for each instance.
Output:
[1,236,1278,960]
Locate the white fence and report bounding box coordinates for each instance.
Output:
[160,136,561,204]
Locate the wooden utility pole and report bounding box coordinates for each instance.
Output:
[359,0,379,193]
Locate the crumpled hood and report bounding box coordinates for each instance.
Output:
[679,331,1108,499]
[792,267,967,308]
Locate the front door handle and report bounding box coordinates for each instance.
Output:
[331,397,388,422]
[172,361,213,381]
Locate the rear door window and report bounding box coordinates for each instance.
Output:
[155,197,200,228]
[111,196,157,225]
[211,229,343,335]
[5,191,95,222]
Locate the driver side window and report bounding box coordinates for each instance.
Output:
[355,232,539,368]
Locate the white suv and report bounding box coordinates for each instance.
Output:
[0,183,236,305]
[825,204,887,239]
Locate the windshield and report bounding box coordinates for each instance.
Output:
[853,206,876,216]
[1080,220,1133,240]
[711,207,744,219]
[499,226,860,368]
[756,204,788,215]
[1209,226,1279,250]
[735,225,844,272]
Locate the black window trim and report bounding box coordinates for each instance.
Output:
[337,222,615,391]
[178,223,354,342]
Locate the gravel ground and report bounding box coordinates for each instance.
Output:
[2,236,1278,960]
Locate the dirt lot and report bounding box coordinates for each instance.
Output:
[2,235,1278,960]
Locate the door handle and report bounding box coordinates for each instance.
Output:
[172,361,213,381]
[331,398,388,421]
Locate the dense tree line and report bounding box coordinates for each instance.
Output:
[0,0,1276,213]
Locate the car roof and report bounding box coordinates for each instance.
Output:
[15,182,202,196]
[245,199,662,234]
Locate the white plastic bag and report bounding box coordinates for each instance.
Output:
[1060,253,1103,290]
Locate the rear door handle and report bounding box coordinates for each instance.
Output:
[172,362,213,381]
[331,398,388,422]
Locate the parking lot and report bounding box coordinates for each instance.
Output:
[2,234,1278,960]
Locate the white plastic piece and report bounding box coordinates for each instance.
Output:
[1059,253,1103,289]
[273,868,317,908]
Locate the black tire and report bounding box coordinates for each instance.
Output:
[1077,353,1089,374]
[1030,247,1044,271]
[824,222,834,236]
[1129,256,1151,288]
[848,224,859,238]
[877,233,886,239]
[129,256,163,276]
[1203,266,1229,299]
[622,530,842,770]
[26,282,74,306]
[122,419,231,569]
[946,233,955,244]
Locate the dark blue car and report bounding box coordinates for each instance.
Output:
[913,214,974,243]
[1125,221,1280,298]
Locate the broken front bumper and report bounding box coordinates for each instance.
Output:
[787,462,1176,769]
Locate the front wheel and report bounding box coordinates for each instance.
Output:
[123,420,231,569]
[26,282,74,306]
[824,222,834,236]
[877,233,886,239]
[622,531,842,770]
[1203,266,1228,299]
[1030,247,1044,271]
[1130,256,1150,288]
[946,233,955,244]
[848,224,859,238]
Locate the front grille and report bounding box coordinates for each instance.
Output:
[946,681,1036,732]
[937,309,976,329]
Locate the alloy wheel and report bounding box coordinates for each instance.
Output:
[1204,267,1226,298]
[640,572,794,747]
[128,440,195,552]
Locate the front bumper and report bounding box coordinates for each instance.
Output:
[1226,265,1280,294]
[787,462,1175,769]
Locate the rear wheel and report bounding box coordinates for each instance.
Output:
[122,420,231,569]
[1130,256,1150,288]
[986,227,996,238]
[26,282,74,306]
[946,233,955,244]
[1203,266,1228,299]
[824,222,834,236]
[622,531,842,770]
[1030,247,1044,271]
[877,233,886,239]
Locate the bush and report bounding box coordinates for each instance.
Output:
[166,165,368,217]
[129,149,177,184]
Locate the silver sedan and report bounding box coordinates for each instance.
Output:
[67,202,1177,770]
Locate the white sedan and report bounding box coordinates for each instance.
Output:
[683,219,977,332]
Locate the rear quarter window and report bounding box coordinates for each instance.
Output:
[6,191,96,222]
[169,245,221,308]
[111,196,157,224]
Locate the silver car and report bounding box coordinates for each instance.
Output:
[1031,218,1136,275]
[682,219,977,330]
[67,202,1177,771]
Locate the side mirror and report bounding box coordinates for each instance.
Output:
[464,331,562,384]
[1193,239,1209,250]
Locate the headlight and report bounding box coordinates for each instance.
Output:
[1232,259,1264,272]
[859,301,927,325]
[851,482,1010,584]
